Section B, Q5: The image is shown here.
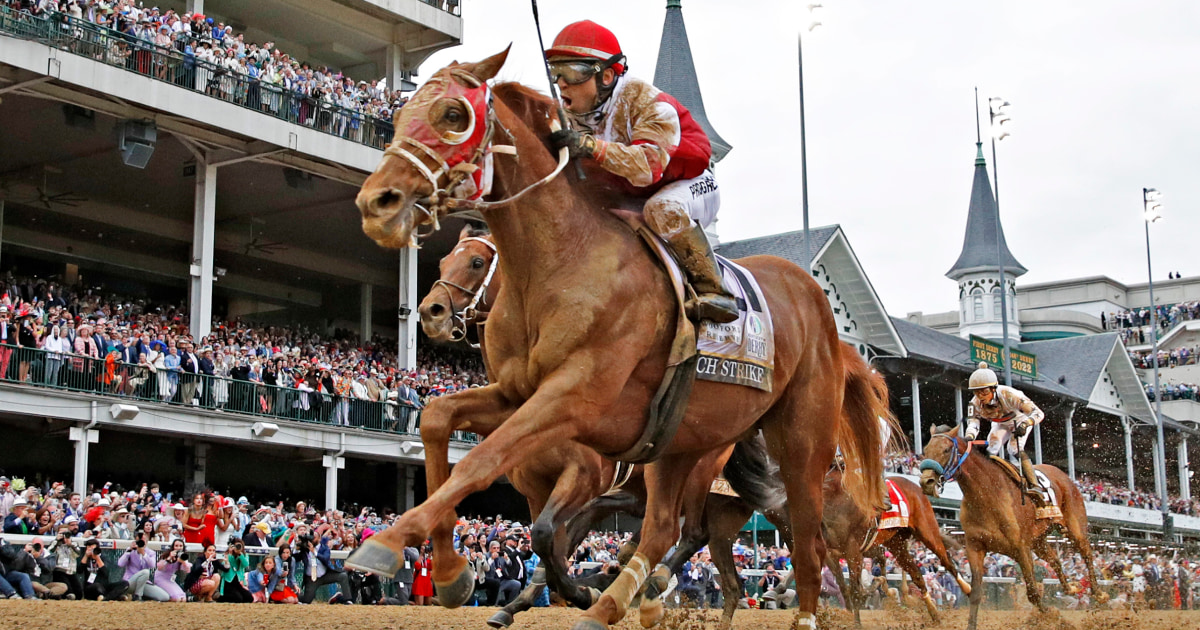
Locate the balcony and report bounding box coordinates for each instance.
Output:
[0,7,393,155]
[0,343,480,453]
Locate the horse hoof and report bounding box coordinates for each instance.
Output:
[639,596,664,629]
[486,611,514,628]
[343,538,402,575]
[434,564,476,609]
[587,587,603,607]
[570,619,608,630]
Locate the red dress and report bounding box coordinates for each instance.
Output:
[412,557,433,598]
[183,512,218,547]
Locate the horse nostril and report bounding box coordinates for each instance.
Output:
[377,189,400,209]
[429,303,446,318]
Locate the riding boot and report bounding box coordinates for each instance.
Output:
[1019,452,1043,504]
[665,224,739,324]
[880,475,892,512]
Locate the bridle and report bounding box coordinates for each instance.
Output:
[379,68,570,243]
[918,434,972,495]
[429,236,498,347]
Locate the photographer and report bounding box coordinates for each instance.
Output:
[48,526,83,600]
[182,543,225,602]
[79,538,129,601]
[296,529,352,604]
[0,537,37,599]
[24,537,69,599]
[273,544,300,603]
[117,532,168,601]
[216,537,253,603]
[153,539,191,601]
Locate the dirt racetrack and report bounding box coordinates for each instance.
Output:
[1,601,1197,630]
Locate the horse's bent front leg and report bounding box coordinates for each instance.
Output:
[575,453,701,630]
[347,384,516,606]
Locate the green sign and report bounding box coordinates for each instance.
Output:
[969,335,1037,379]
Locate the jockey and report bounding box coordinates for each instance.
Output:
[964,362,1045,500]
[545,20,738,324]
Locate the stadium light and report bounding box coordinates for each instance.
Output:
[1142,186,1171,536]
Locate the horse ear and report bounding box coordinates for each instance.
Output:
[949,425,961,438]
[469,46,511,83]
[458,224,474,240]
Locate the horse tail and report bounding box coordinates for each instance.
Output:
[724,432,788,514]
[838,343,895,514]
[940,530,963,552]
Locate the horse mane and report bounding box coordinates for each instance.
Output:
[492,82,557,136]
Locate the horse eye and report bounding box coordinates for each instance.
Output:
[445,109,461,123]
[471,257,485,269]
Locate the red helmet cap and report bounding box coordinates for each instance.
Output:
[545,20,625,75]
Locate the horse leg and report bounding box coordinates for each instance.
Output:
[358,379,608,605]
[574,452,701,630]
[535,462,610,613]
[1032,537,1072,604]
[885,536,938,622]
[706,499,752,629]
[640,453,721,628]
[917,513,971,597]
[1015,544,1047,613]
[348,385,516,601]
[825,553,849,611]
[844,549,865,626]
[564,491,646,567]
[486,478,553,629]
[965,543,986,630]
[1063,505,1104,606]
[761,399,838,630]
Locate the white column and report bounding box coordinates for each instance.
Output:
[1124,418,1136,491]
[1178,437,1190,500]
[360,283,374,341]
[398,248,418,370]
[911,377,922,455]
[69,426,98,494]
[189,163,217,339]
[954,387,964,427]
[1034,423,1043,465]
[1065,405,1075,479]
[186,0,203,14]
[323,454,345,511]
[192,443,208,493]
[397,463,416,513]
[385,44,415,93]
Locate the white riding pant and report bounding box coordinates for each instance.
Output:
[644,169,721,238]
[984,418,1030,465]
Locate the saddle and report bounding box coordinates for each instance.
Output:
[988,456,1062,521]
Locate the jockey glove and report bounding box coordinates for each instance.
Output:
[549,129,599,160]
[1015,420,1031,438]
[965,428,978,440]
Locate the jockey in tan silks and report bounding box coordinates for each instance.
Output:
[545,20,738,324]
[964,362,1046,502]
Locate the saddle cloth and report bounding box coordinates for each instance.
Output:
[710,475,740,497]
[988,456,1063,520]
[878,479,911,530]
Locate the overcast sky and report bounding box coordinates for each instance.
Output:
[419,1,1200,317]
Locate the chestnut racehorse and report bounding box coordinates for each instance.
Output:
[919,425,1100,630]
[822,468,967,625]
[352,49,885,630]
[417,227,791,629]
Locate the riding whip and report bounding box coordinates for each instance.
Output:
[530,0,587,181]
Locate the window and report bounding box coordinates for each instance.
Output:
[972,288,984,321]
[993,286,1003,319]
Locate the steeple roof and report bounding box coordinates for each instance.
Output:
[653,0,732,163]
[946,143,1027,279]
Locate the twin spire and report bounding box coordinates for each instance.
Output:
[946,143,1026,280]
[653,0,732,163]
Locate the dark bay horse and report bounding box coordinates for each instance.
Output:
[919,425,1100,630]
[822,468,967,625]
[417,227,789,628]
[352,49,885,630]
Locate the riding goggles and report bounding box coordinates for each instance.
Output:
[549,54,626,86]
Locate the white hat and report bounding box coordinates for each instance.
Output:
[12,497,28,508]
[64,515,80,524]
[172,503,186,511]
[98,497,112,507]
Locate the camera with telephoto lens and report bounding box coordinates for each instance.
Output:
[178,552,189,562]
[136,539,145,548]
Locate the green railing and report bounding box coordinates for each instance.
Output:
[0,342,481,443]
[0,6,394,150]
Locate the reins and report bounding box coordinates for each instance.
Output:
[430,236,499,347]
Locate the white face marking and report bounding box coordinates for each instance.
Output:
[454,247,465,255]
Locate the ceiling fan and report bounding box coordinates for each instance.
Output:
[243,221,287,255]
[33,166,87,209]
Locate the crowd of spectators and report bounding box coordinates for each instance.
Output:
[0,271,487,429]
[1132,346,1200,370]
[1,0,415,146]
[1105,301,1200,346]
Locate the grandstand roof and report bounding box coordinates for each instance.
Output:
[946,144,1026,280]
[653,0,731,163]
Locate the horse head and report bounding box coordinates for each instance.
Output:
[357,48,511,249]
[419,224,497,342]
[918,424,963,498]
